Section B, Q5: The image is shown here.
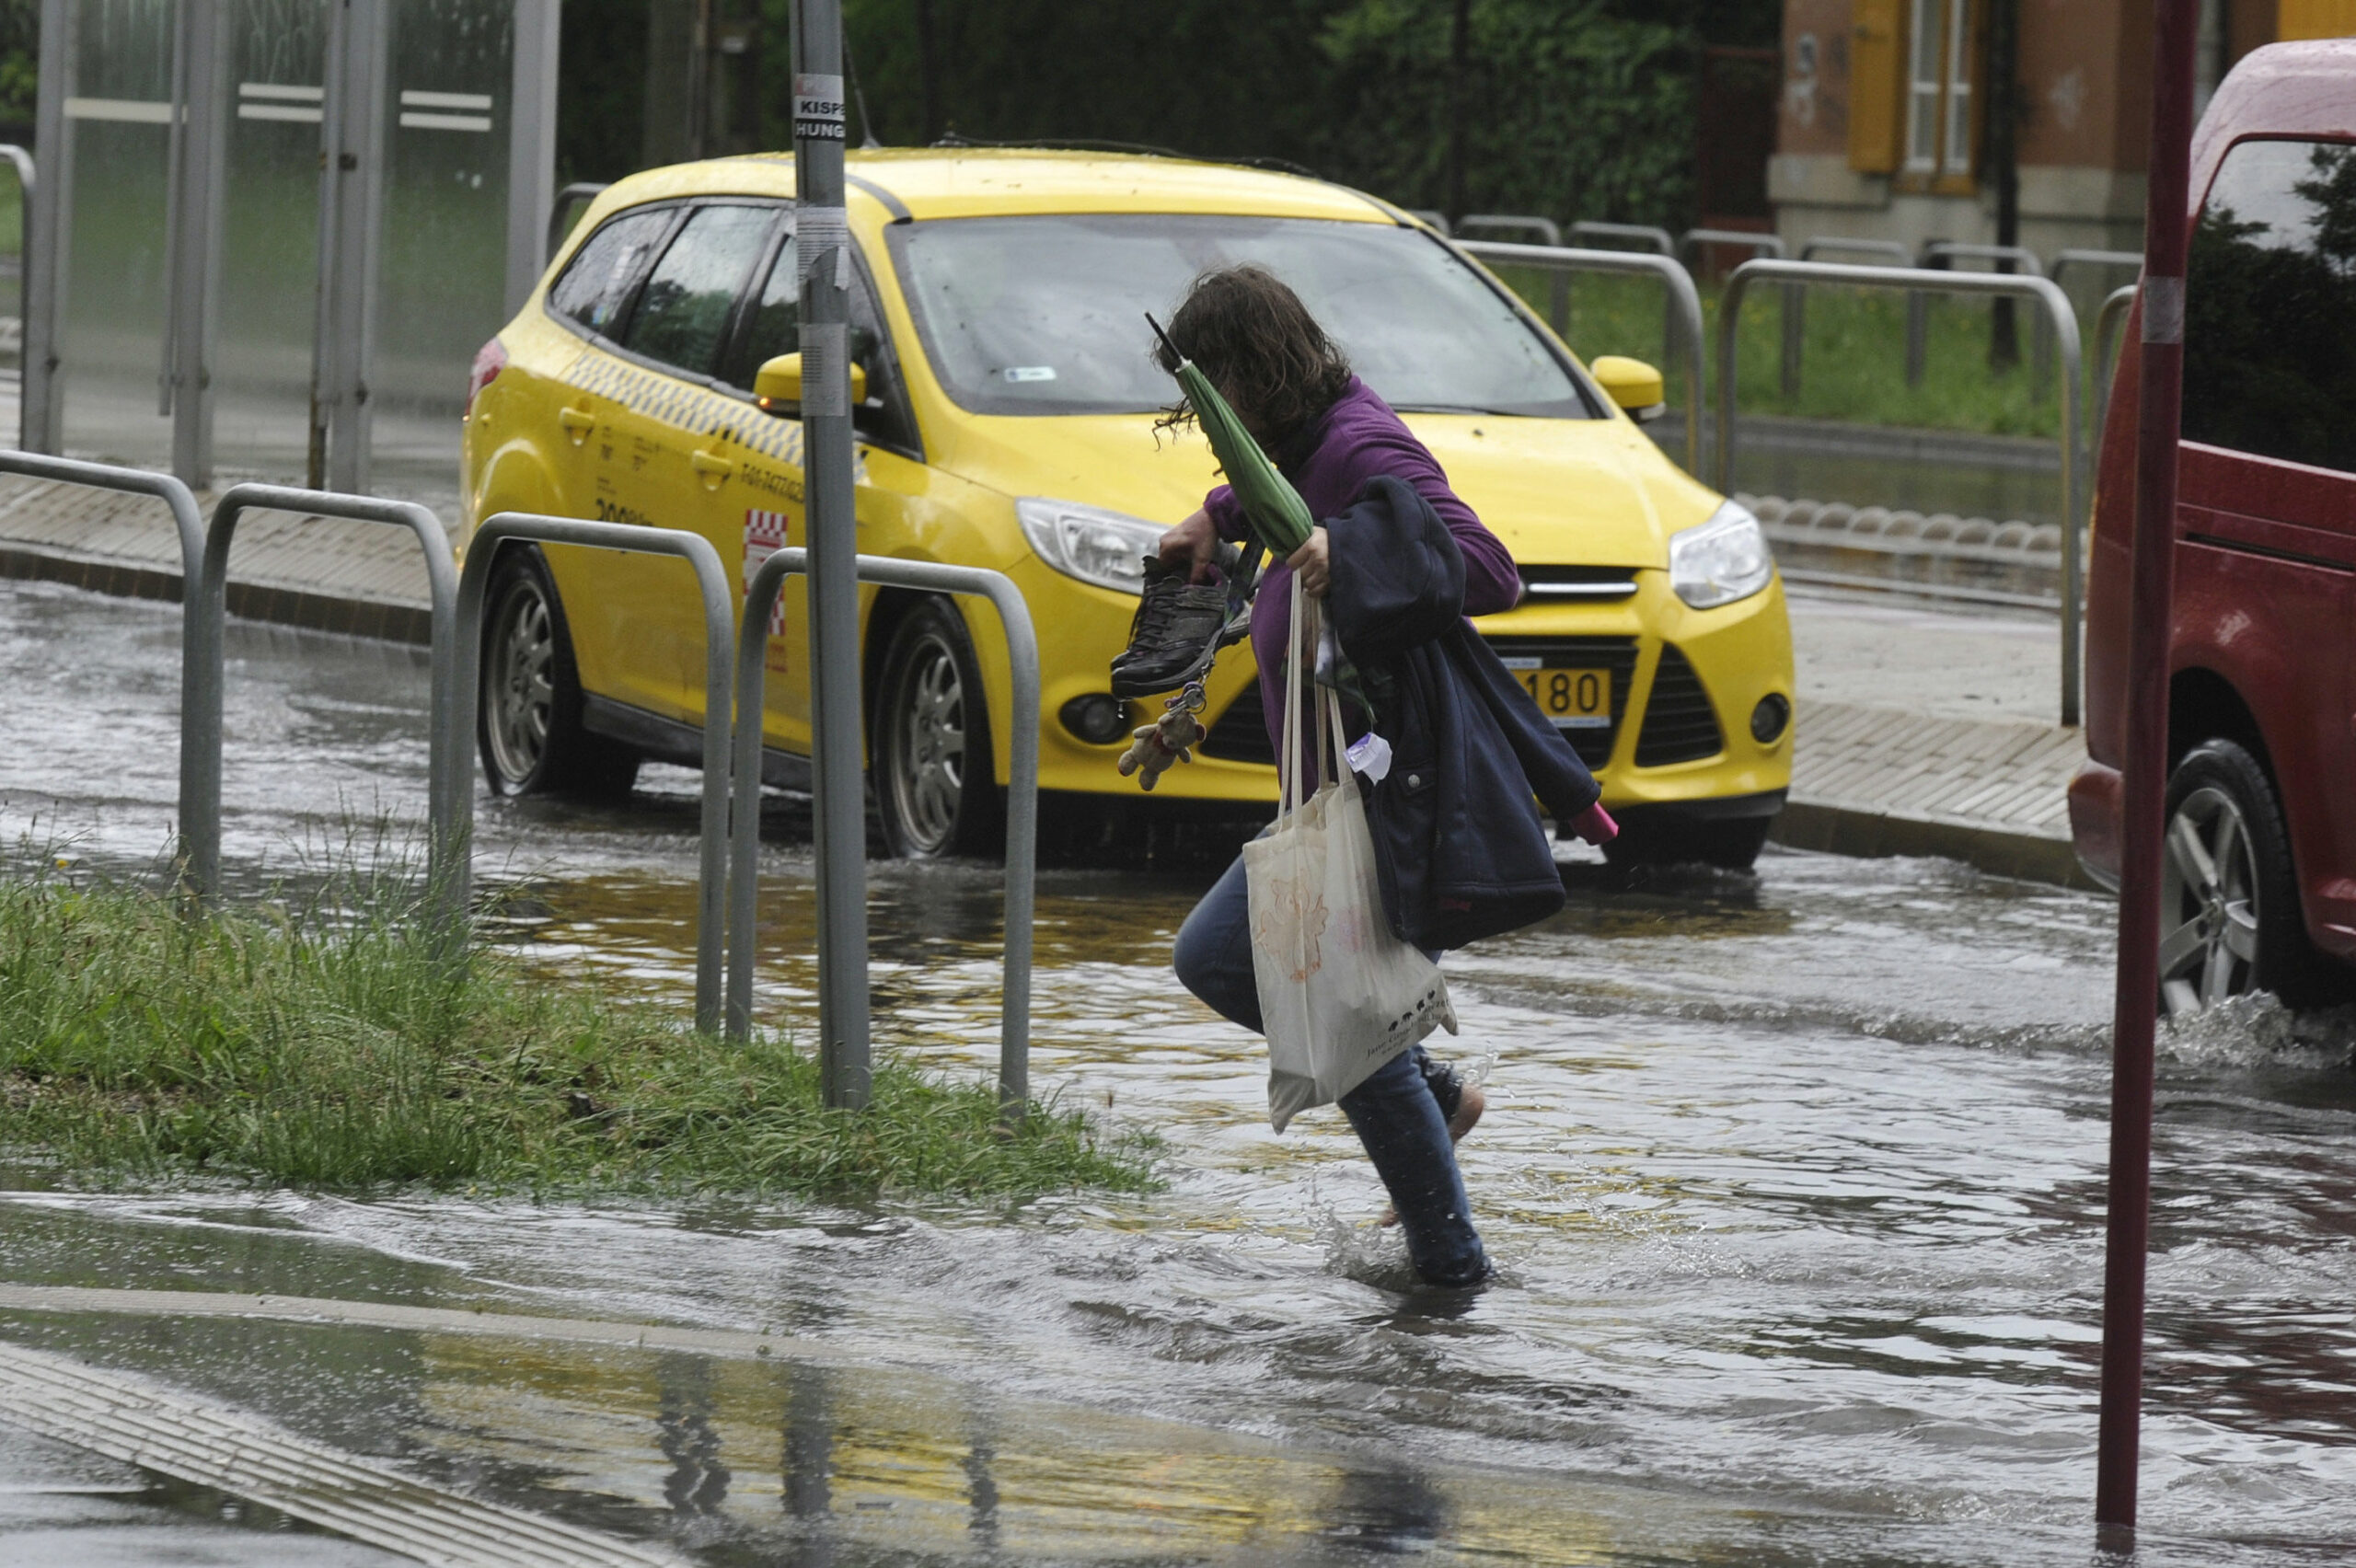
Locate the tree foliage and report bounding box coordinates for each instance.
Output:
[832,0,1774,231]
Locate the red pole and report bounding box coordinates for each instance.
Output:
[2096,0,2200,1540]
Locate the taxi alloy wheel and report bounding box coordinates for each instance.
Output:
[478,548,639,799]
[874,601,1000,859]
[485,577,556,785]
[2158,739,2295,1015]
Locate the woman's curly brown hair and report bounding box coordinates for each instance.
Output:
[1152,265,1352,445]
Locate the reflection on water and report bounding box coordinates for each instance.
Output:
[10,576,2356,1563]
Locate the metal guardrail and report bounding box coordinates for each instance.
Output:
[1680,228,1784,264]
[1404,209,1450,236]
[1799,236,1913,264]
[2092,282,2138,451]
[0,451,207,876]
[731,548,1041,1119]
[1459,214,1559,247]
[1717,259,2085,725]
[454,513,735,1033]
[1458,239,1706,478]
[2052,248,2142,297]
[1916,242,2052,395]
[1568,220,1674,256]
[546,181,608,263]
[1784,239,1914,397]
[188,485,457,914]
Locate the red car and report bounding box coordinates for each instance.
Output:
[2072,39,2356,1013]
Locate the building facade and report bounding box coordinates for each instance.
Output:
[1770,0,2354,259]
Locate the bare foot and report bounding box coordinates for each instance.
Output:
[1380,1083,1486,1227]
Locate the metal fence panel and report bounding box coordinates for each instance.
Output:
[456,513,734,1032]
[1716,258,2085,726]
[1457,238,1706,478]
[0,449,206,874]
[187,482,457,909]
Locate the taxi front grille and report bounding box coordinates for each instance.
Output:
[1634,643,1725,767]
[1482,634,1638,769]
[1199,680,1276,767]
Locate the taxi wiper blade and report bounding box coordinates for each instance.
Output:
[1389,402,1519,416]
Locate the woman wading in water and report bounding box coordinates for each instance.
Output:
[1149,266,1616,1287]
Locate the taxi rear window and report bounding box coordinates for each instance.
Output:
[548,208,676,335]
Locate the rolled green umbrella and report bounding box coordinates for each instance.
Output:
[1147,313,1312,556]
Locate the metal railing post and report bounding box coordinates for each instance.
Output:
[22,0,68,455]
[2092,283,2138,450]
[1717,259,2084,726]
[456,513,734,1032]
[191,485,458,917]
[730,550,1040,1120]
[1788,238,1914,399]
[0,144,34,446]
[0,453,207,885]
[1457,239,1705,478]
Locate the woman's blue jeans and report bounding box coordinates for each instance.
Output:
[1172,853,1490,1287]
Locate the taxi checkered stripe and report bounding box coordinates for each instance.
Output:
[563,350,807,467]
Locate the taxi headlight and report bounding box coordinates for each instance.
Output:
[1016,498,1167,595]
[1669,502,1773,609]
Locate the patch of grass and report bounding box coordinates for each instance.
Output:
[0,864,1157,1201]
[1493,266,2090,440]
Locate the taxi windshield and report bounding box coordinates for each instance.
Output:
[891,213,1595,420]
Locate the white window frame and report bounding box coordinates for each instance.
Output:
[1902,0,1979,182]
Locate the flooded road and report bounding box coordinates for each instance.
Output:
[6,576,2356,1566]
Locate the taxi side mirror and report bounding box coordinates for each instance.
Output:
[1589,355,1667,423]
[755,352,868,417]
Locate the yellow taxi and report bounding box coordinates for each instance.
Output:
[460,149,1793,866]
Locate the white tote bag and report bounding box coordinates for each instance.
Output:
[1244,579,1457,1132]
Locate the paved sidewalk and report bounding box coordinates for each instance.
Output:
[1781,592,2092,886]
[0,471,2096,886]
[0,472,437,641]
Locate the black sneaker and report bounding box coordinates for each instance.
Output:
[1111,556,1234,698]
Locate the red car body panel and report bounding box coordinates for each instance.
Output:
[2075,40,2356,961]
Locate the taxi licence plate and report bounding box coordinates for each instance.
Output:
[1498,657,1611,730]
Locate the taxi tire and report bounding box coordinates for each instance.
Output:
[478,547,641,800]
[1602,813,1770,871]
[872,599,1001,859]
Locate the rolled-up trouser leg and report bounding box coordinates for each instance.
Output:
[1339,1046,1490,1286]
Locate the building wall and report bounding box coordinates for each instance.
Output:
[1769,0,2286,262]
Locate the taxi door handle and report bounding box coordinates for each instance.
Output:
[556,406,595,444]
[689,448,737,484]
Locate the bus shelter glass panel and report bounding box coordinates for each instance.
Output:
[59,0,177,467]
[372,0,513,504]
[213,0,329,484]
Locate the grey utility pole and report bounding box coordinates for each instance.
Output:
[793,0,872,1107]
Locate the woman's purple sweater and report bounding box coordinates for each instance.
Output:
[1204,376,1522,761]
